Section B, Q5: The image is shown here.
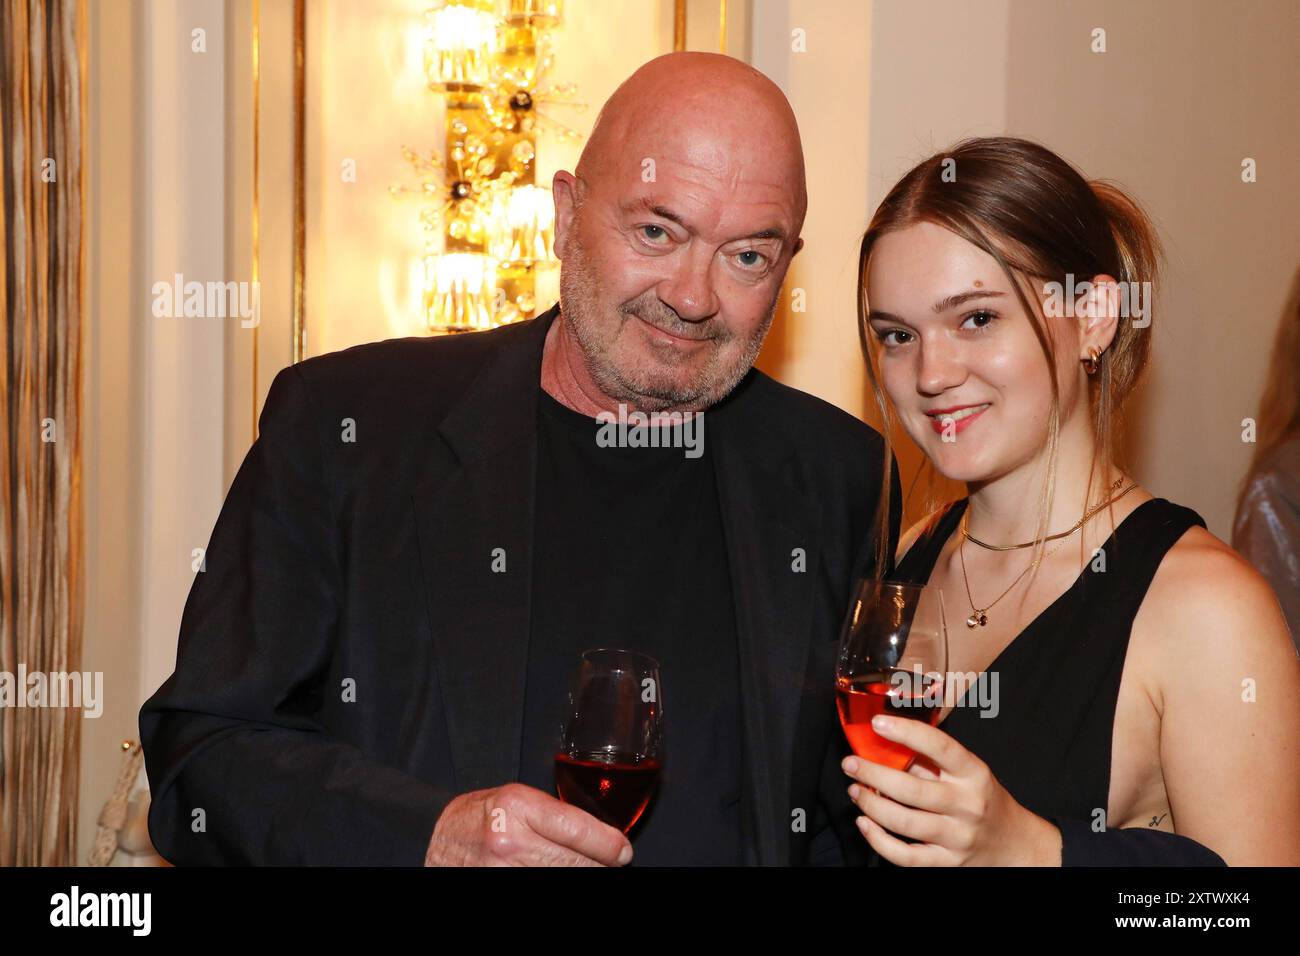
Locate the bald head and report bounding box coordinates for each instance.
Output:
[545,53,808,414]
[575,52,807,229]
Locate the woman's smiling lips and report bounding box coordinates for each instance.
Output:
[926,402,991,435]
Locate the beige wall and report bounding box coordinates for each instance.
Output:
[84,0,230,864]
[83,0,147,866]
[750,0,875,429]
[1001,0,1300,538]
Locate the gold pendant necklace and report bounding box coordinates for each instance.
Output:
[958,529,1069,627]
[957,482,1137,628]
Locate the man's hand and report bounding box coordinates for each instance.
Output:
[424,783,634,866]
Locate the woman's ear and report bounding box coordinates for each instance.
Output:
[1078,273,1121,354]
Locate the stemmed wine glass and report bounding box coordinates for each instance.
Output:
[554,648,663,833]
[836,580,948,772]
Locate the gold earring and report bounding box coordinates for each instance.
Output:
[1082,346,1100,375]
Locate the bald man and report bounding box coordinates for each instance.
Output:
[140,53,899,866]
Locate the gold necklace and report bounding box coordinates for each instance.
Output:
[962,478,1136,551]
[956,481,1138,628]
[958,529,1071,628]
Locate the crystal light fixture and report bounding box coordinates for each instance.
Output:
[393,0,582,333]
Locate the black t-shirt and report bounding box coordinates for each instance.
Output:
[518,389,746,864]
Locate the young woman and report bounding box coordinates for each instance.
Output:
[841,137,1300,866]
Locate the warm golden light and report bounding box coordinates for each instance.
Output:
[489,184,555,264]
[397,0,580,333]
[425,252,499,332]
[503,0,563,27]
[424,2,498,89]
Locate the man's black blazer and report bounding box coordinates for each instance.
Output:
[139,303,901,865]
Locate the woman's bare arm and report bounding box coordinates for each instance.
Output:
[1147,528,1300,865]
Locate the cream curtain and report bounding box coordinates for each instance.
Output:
[0,0,87,866]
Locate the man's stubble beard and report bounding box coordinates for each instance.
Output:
[558,227,779,413]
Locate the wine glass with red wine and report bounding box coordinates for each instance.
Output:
[554,648,663,834]
[836,580,948,772]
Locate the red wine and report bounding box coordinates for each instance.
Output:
[554,751,661,833]
[836,672,942,771]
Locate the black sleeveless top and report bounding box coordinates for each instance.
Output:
[892,496,1206,825]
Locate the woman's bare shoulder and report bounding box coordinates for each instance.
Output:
[1149,524,1279,612]
[1135,522,1300,864]
[1140,522,1296,677]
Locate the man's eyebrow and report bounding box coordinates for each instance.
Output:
[620,197,688,227]
[621,196,691,223]
[735,227,787,242]
[867,290,1006,325]
[619,197,787,242]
